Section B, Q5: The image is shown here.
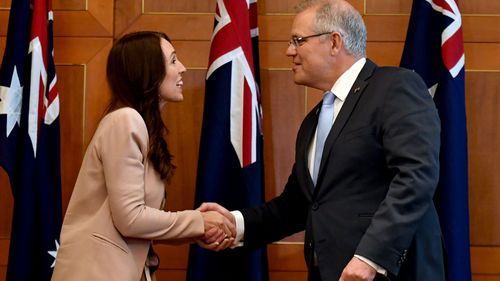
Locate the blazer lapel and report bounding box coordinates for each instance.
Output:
[314,60,377,190]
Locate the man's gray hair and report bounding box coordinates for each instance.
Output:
[296,0,367,58]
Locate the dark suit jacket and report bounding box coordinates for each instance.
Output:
[240,59,446,281]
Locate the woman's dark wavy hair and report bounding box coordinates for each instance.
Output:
[106,31,175,181]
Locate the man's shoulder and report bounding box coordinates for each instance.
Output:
[370,65,423,85]
[375,65,415,75]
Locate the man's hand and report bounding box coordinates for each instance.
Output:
[339,256,377,281]
[197,202,236,249]
[199,210,234,243]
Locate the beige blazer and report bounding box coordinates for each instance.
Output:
[52,108,204,281]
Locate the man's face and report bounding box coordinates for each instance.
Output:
[286,7,332,89]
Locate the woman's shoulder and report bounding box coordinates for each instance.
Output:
[101,107,145,127]
[90,107,149,152]
[103,107,142,121]
[96,107,148,137]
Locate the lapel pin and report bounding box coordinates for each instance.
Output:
[354,87,361,94]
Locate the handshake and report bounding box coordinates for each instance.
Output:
[197,202,237,251]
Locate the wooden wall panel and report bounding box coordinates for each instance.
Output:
[260,42,292,68]
[270,272,308,281]
[53,0,113,37]
[162,70,206,211]
[144,0,215,13]
[258,0,300,13]
[462,16,500,43]
[260,15,293,41]
[170,41,211,68]
[460,0,500,14]
[0,240,6,281]
[258,0,364,14]
[57,66,86,212]
[467,72,500,246]
[80,41,113,146]
[0,169,12,238]
[0,12,9,36]
[471,247,500,274]
[114,0,142,38]
[52,37,113,147]
[261,70,304,198]
[118,14,214,41]
[465,43,500,70]
[53,0,85,10]
[366,0,411,14]
[473,277,500,281]
[155,270,186,281]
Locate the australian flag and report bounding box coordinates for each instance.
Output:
[0,0,62,280]
[401,1,471,280]
[186,0,268,281]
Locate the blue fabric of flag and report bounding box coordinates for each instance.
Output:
[0,0,62,280]
[400,1,471,280]
[185,1,268,280]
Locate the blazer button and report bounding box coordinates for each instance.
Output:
[312,202,319,210]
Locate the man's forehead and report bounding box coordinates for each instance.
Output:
[291,10,315,34]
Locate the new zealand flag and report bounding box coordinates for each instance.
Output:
[0,0,62,280]
[401,1,471,280]
[186,0,268,281]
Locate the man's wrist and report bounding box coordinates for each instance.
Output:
[354,254,387,276]
[230,210,245,247]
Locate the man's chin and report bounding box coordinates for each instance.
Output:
[293,76,306,86]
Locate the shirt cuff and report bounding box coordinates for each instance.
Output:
[354,255,387,276]
[230,210,245,248]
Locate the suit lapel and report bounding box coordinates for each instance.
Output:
[296,103,321,197]
[314,60,377,191]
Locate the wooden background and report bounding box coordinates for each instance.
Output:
[1,0,499,280]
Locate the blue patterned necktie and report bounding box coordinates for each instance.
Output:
[312,91,335,186]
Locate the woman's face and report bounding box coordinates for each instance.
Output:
[158,38,186,108]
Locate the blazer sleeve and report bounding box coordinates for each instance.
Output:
[355,69,441,274]
[97,109,204,241]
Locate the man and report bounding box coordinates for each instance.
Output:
[200,0,446,280]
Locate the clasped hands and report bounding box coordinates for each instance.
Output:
[197,202,236,251]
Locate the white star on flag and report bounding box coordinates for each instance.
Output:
[0,66,23,137]
[47,240,59,268]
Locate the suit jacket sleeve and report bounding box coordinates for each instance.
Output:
[98,109,204,241]
[355,69,441,274]
[240,163,310,248]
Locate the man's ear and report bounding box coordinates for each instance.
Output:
[330,32,343,56]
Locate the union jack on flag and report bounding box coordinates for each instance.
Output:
[401,0,471,280]
[0,0,62,280]
[206,0,262,167]
[187,0,268,281]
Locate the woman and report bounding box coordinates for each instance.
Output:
[52,31,233,281]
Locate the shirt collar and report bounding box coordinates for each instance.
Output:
[330,57,366,102]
